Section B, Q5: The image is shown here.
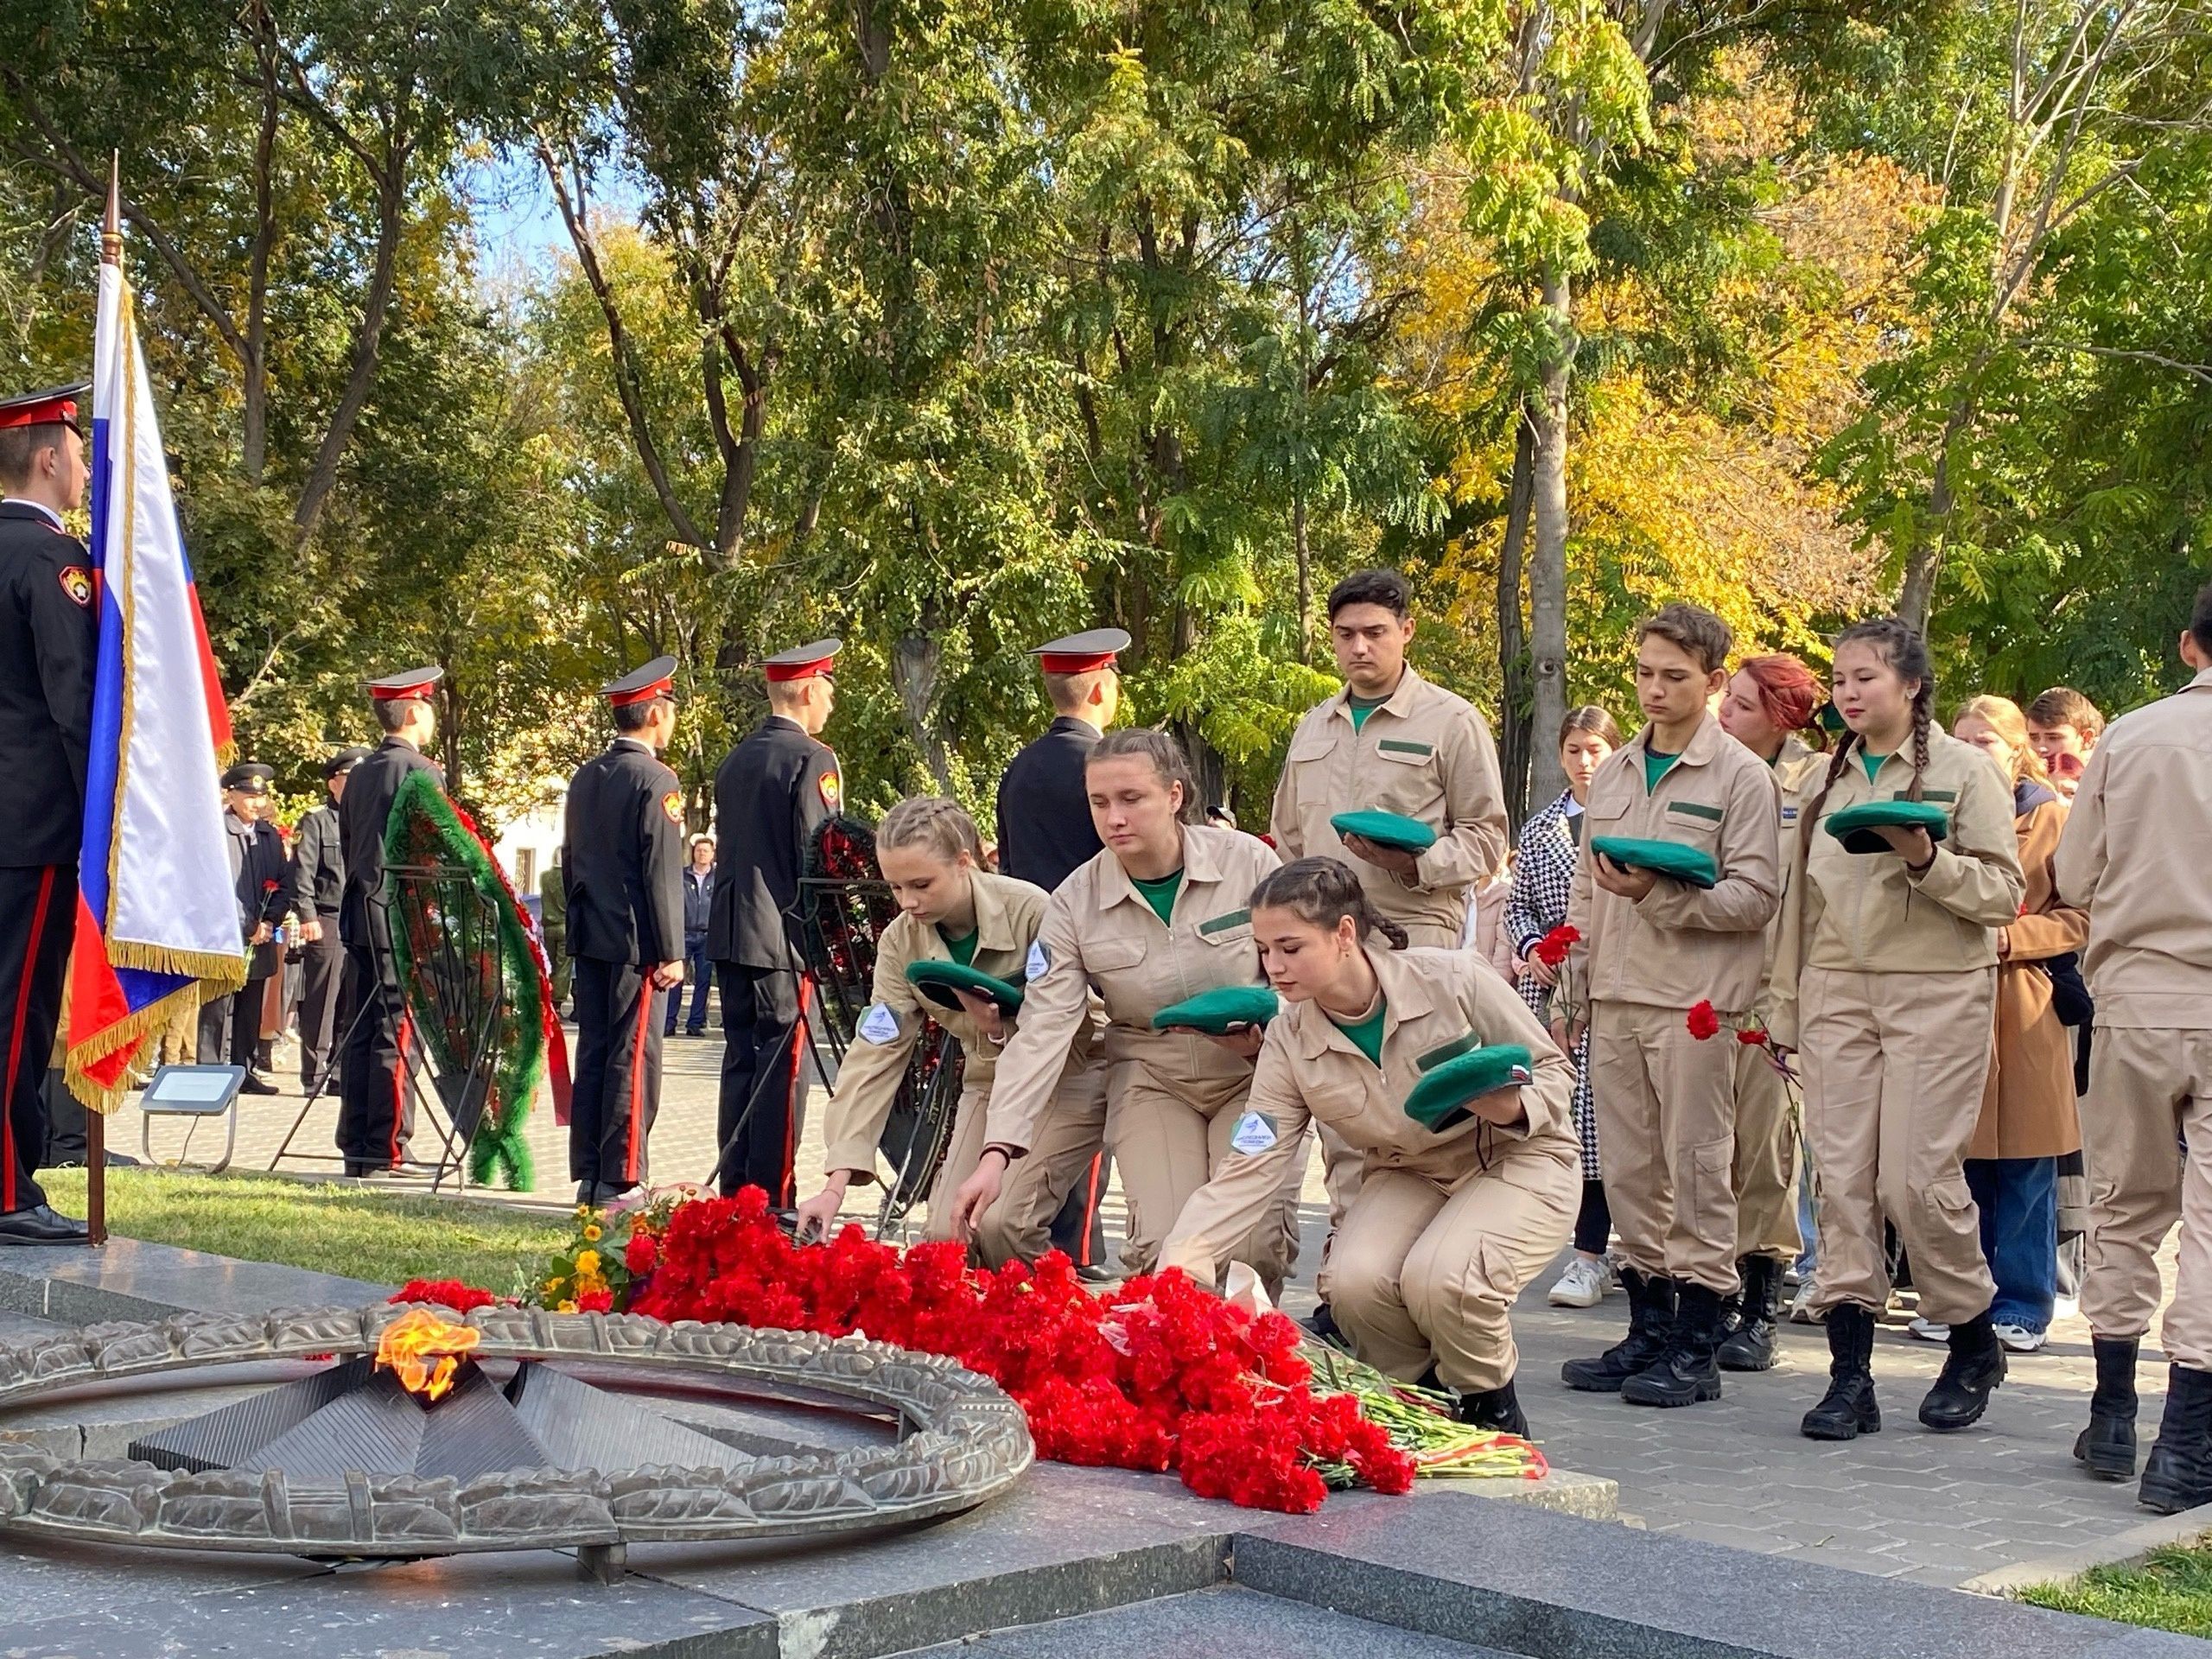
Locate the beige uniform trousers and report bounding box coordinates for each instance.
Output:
[1732,1036,1802,1262]
[2081,1026,2212,1370]
[1801,966,1998,1324]
[972,1055,1111,1268]
[1591,1000,1741,1294]
[1317,921,1465,1240]
[1321,1158,1577,1392]
[1109,1063,1298,1288]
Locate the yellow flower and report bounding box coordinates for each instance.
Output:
[575,1249,600,1275]
[543,1278,563,1296]
[576,1272,605,1295]
[556,1300,578,1314]
[582,1224,602,1243]
[575,1204,591,1219]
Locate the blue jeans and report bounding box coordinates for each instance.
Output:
[1964,1155,2058,1333]
[666,936,713,1033]
[1795,1136,1818,1276]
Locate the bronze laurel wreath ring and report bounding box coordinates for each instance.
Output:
[0,1303,1033,1556]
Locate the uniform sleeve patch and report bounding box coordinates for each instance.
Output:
[661,791,683,824]
[57,566,92,607]
[1026,941,1050,980]
[1230,1110,1279,1154]
[818,769,842,810]
[858,1003,901,1045]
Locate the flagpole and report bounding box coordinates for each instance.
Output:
[83,155,122,1249]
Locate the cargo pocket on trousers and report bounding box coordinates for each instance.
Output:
[1689,1138,1734,1241]
[1923,1175,1976,1244]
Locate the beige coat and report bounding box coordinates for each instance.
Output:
[1561,713,1782,1018]
[1272,669,1510,939]
[982,823,1282,1150]
[819,868,1066,1180]
[2055,666,2212,1029]
[1770,728,2026,1050]
[1160,945,1577,1277]
[1969,793,2087,1160]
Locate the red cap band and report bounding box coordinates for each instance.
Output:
[608,677,675,707]
[765,657,834,683]
[370,681,438,703]
[1038,650,1119,673]
[0,397,77,431]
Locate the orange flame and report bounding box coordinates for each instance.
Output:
[375,1307,481,1403]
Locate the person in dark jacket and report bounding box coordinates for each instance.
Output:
[564,658,686,1203]
[291,746,367,1093]
[200,764,293,1093]
[0,385,94,1243]
[666,835,715,1036]
[337,668,442,1176]
[538,853,570,1014]
[708,639,842,1203]
[994,627,1129,1276]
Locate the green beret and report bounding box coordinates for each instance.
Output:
[1330,810,1439,854]
[905,959,1026,1014]
[1152,985,1280,1035]
[1824,799,1951,855]
[1590,836,1720,890]
[1403,1045,1535,1133]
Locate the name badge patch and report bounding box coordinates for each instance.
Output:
[858,1003,900,1046]
[1027,941,1050,980]
[1230,1110,1279,1154]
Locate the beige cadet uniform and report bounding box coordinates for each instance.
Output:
[2055,667,2212,1370]
[982,823,1291,1279]
[1272,668,1511,1227]
[1733,735,1827,1261]
[1771,732,2024,1325]
[1161,948,1576,1391]
[1560,714,1781,1296]
[817,869,1096,1247]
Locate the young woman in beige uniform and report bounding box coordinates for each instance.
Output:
[1771,618,2025,1440]
[949,729,1292,1281]
[1160,858,1577,1434]
[791,798,1090,1253]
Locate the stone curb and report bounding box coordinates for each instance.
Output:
[1961,1508,2212,1597]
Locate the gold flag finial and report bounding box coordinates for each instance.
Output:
[101,151,121,264]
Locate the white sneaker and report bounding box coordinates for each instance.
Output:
[1908,1315,1951,1343]
[1548,1255,1616,1308]
[1995,1322,2048,1353]
[1788,1280,1826,1324]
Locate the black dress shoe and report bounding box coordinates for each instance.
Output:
[238,1072,280,1096]
[0,1205,91,1244]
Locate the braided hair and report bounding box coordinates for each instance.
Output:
[1250,856,1413,951]
[1797,617,1936,863]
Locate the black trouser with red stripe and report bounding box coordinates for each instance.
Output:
[715,962,808,1205]
[337,942,416,1171]
[1051,1154,1112,1268]
[570,957,663,1192]
[0,863,75,1216]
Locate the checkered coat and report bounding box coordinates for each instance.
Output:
[1505,790,1599,1179]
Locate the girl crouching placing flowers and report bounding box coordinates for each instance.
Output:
[1157,856,1579,1436]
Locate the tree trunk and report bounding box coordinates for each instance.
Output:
[1895,397,1973,634]
[1294,493,1311,664]
[892,628,951,791]
[1527,266,1575,807]
[1496,410,1536,828]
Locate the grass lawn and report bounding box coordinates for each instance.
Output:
[2022,1541,2212,1637]
[39,1168,571,1295]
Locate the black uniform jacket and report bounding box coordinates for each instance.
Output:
[995,715,1103,894]
[563,737,685,966]
[227,812,293,980]
[0,501,95,868]
[707,715,841,970]
[339,736,442,947]
[291,801,346,915]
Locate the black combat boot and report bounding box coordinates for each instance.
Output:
[1456,1376,1529,1438]
[1918,1311,2005,1431]
[1801,1302,1880,1440]
[1561,1268,1677,1393]
[2074,1335,2140,1481]
[1717,1255,1783,1372]
[2140,1363,2212,1515]
[1623,1281,1726,1407]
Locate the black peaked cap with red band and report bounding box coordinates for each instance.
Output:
[0,383,90,436]
[1032,627,1130,675]
[763,639,840,683]
[605,655,678,707]
[366,666,444,703]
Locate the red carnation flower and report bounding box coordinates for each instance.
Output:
[624,1231,659,1275]
[576,1288,614,1313]
[1686,1000,1722,1040]
[262,879,280,893]
[1736,1027,1768,1046]
[1532,925,1580,969]
[390,1278,496,1313]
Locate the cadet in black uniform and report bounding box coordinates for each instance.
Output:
[995,627,1129,1273]
[564,658,687,1203]
[708,639,842,1203]
[291,746,366,1093]
[337,668,443,1176]
[202,763,292,1092]
[0,385,94,1243]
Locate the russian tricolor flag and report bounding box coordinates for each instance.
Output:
[63,239,245,1107]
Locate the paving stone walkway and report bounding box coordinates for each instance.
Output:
[98,1022,2189,1592]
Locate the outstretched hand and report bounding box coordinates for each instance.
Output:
[950,1151,1008,1240]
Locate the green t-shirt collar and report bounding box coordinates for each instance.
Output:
[1131,869,1183,926]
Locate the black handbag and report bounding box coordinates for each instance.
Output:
[2039,951,2094,1027]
